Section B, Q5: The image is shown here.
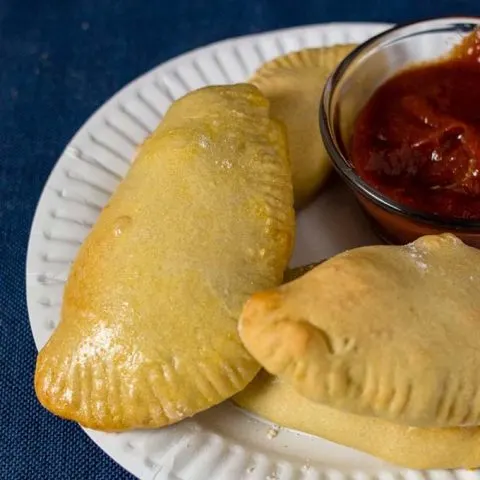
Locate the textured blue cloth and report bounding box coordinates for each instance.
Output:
[1,1,479,478]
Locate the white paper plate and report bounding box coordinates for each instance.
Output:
[27,21,472,480]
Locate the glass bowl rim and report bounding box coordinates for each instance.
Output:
[319,15,480,230]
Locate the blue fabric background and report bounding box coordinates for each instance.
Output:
[1,1,479,478]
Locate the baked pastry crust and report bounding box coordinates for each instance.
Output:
[235,370,480,470]
[250,45,356,208]
[35,84,295,431]
[240,234,480,428]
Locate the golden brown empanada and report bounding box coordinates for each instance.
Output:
[239,234,480,428]
[250,45,356,208]
[35,84,295,431]
[234,370,480,470]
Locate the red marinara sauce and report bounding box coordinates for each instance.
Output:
[351,31,480,220]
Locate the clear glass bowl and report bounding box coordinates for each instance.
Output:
[319,16,480,247]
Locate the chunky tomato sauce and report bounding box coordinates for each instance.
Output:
[351,31,480,220]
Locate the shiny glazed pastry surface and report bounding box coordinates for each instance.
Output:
[35,84,295,431]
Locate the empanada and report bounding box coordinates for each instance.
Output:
[250,45,356,208]
[35,84,295,431]
[234,370,480,470]
[239,234,480,428]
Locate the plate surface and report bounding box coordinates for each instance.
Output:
[26,21,466,480]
